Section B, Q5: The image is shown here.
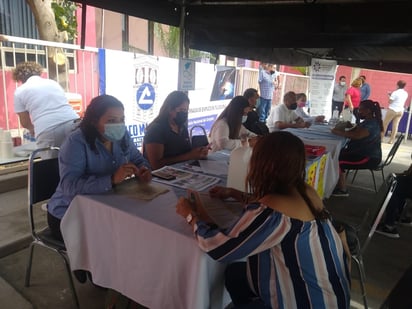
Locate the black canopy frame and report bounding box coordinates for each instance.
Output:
[74,0,412,73]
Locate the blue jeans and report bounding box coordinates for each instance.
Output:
[257,98,272,122]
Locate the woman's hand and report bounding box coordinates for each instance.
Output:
[315,115,325,123]
[209,186,232,199]
[112,163,140,185]
[190,146,209,159]
[176,196,193,218]
[248,136,259,148]
[135,165,152,183]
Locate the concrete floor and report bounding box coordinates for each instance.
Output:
[0,138,411,309]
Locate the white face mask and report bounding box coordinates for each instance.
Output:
[340,81,346,86]
[242,115,248,123]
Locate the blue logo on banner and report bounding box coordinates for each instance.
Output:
[136,83,155,110]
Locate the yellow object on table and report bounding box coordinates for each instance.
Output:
[305,153,328,199]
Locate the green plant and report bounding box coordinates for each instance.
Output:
[154,23,214,62]
[51,0,80,40]
[294,66,309,75]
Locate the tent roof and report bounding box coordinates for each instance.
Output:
[74,0,412,73]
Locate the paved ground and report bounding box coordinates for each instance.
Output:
[0,137,411,309]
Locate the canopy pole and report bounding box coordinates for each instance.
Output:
[179,3,187,59]
[405,99,412,143]
[80,1,87,49]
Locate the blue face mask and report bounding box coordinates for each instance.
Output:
[242,115,248,123]
[103,123,126,141]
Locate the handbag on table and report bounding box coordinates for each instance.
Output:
[190,125,209,148]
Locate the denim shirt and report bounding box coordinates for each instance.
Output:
[258,69,275,100]
[48,128,149,219]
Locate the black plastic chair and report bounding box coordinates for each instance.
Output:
[349,134,404,192]
[334,175,398,309]
[24,147,80,308]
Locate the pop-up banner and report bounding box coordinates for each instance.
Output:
[99,48,235,148]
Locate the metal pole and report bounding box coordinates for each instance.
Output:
[405,98,412,143]
[179,4,186,60]
[148,21,154,55]
[80,1,87,49]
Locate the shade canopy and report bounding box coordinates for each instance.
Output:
[74,0,412,73]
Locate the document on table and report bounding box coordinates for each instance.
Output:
[152,166,220,191]
[188,189,243,229]
[198,160,229,176]
[114,179,170,201]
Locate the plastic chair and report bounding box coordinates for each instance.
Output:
[24,147,80,308]
[349,134,404,192]
[334,175,398,309]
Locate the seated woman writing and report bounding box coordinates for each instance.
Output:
[143,91,209,170]
[209,95,255,152]
[177,131,351,309]
[331,99,383,197]
[47,94,152,242]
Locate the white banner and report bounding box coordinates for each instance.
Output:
[309,58,337,119]
[99,49,233,148]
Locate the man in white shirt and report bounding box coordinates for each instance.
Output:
[382,80,409,144]
[266,91,310,132]
[13,61,79,157]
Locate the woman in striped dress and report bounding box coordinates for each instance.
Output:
[177,131,351,309]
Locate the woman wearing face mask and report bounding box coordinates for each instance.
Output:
[209,95,254,152]
[47,94,152,241]
[331,99,383,196]
[295,93,325,124]
[143,91,209,170]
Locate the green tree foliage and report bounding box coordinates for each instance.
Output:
[51,0,79,40]
[154,23,215,62]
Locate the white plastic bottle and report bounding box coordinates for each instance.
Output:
[227,144,252,192]
[332,106,339,120]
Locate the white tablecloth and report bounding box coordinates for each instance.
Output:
[284,125,347,198]
[61,189,230,309]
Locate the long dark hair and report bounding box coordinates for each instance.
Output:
[247,132,330,220]
[80,94,126,153]
[211,96,249,139]
[360,99,383,132]
[146,91,190,130]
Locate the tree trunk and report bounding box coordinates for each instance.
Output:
[25,0,69,90]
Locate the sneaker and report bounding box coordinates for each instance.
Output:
[332,188,349,197]
[399,216,412,227]
[376,224,400,239]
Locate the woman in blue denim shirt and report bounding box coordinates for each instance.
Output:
[47,94,151,241]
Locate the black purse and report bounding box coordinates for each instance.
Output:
[190,125,209,148]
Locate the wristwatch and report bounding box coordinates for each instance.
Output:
[186,213,195,224]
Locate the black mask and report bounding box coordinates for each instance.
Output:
[289,103,298,110]
[270,70,275,75]
[174,111,188,126]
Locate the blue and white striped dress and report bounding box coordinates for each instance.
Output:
[195,202,351,309]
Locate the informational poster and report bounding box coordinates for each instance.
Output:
[309,58,337,119]
[210,66,236,101]
[178,59,195,91]
[99,49,233,148]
